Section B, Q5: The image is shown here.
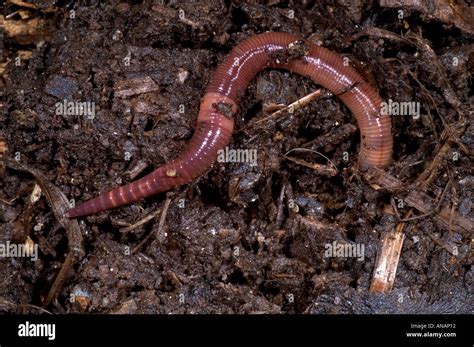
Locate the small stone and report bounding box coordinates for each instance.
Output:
[112,30,123,41]
[176,68,189,84]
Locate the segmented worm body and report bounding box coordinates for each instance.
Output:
[66,32,392,218]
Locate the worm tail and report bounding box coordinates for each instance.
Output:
[66,93,236,218]
[66,172,164,218]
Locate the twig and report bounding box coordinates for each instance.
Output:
[302,123,357,149]
[284,148,339,176]
[0,298,52,314]
[275,181,287,229]
[390,196,402,221]
[249,89,323,126]
[345,27,411,45]
[405,33,463,111]
[394,179,451,223]
[5,158,85,308]
[0,196,15,205]
[401,68,439,140]
[397,160,424,178]
[414,123,467,187]
[284,156,338,177]
[119,208,161,233]
[125,159,149,181]
[403,190,472,236]
[42,253,74,307]
[114,76,160,98]
[405,69,468,155]
[132,195,172,253]
[369,211,410,292]
[364,168,472,236]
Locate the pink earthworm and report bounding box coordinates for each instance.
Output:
[66,31,392,218]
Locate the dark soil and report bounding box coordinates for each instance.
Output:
[0,0,472,314]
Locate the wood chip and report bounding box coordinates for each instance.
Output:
[114,76,160,98]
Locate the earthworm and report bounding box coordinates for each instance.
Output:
[66,31,392,218]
